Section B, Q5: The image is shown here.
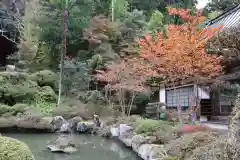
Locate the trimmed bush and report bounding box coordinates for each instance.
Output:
[38,86,57,102]
[29,70,57,89]
[135,119,172,134]
[0,104,13,115]
[0,136,34,160]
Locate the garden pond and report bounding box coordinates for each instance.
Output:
[3,133,140,160]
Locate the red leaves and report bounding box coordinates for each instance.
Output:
[97,8,223,91]
[137,8,223,81]
[168,7,195,22]
[95,58,153,92]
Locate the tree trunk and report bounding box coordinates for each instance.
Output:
[57,7,68,107]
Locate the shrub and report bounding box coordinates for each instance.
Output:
[38,86,57,102]
[135,119,172,134]
[0,104,13,116]
[134,93,149,108]
[79,90,107,105]
[165,131,218,159]
[12,103,29,113]
[146,10,164,34]
[29,70,57,89]
[0,136,34,160]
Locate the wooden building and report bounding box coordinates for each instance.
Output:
[159,5,240,123]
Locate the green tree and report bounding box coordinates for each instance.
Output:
[37,0,92,68]
[111,0,129,21]
[204,0,240,12]
[207,11,221,19]
[146,10,164,34]
[128,0,197,18]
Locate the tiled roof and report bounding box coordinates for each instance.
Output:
[205,5,240,29]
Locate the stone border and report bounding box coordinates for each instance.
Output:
[102,124,167,160]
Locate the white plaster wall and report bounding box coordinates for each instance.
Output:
[197,86,210,99]
[159,86,166,103]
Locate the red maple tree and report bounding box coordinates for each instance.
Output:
[137,8,223,82]
[95,58,155,92]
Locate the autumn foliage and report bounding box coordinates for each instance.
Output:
[137,8,223,81]
[95,58,154,92]
[96,8,223,91]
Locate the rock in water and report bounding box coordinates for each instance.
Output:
[0,136,35,160]
[76,121,94,133]
[47,135,77,154]
[51,116,70,133]
[68,116,83,131]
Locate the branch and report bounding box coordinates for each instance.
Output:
[1,32,18,44]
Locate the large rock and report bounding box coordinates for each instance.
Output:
[138,144,165,160]
[47,135,77,154]
[51,116,70,133]
[16,115,54,132]
[68,116,83,131]
[131,134,157,153]
[76,121,94,133]
[0,136,35,160]
[119,124,133,136]
[118,131,135,147]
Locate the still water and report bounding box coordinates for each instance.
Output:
[4,133,140,160]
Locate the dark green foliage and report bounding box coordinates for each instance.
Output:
[29,70,57,90]
[0,7,19,41]
[129,0,197,18]
[204,0,240,12]
[119,9,146,40]
[78,90,107,104]
[37,0,93,67]
[134,93,150,114]
[88,54,105,70]
[134,93,150,107]
[62,60,91,95]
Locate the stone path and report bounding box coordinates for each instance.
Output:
[201,122,228,134]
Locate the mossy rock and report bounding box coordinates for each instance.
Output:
[0,136,34,160]
[29,70,57,89]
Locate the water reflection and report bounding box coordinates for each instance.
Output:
[3,133,140,160]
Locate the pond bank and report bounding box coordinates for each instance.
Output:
[4,133,140,160]
[0,115,233,160]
